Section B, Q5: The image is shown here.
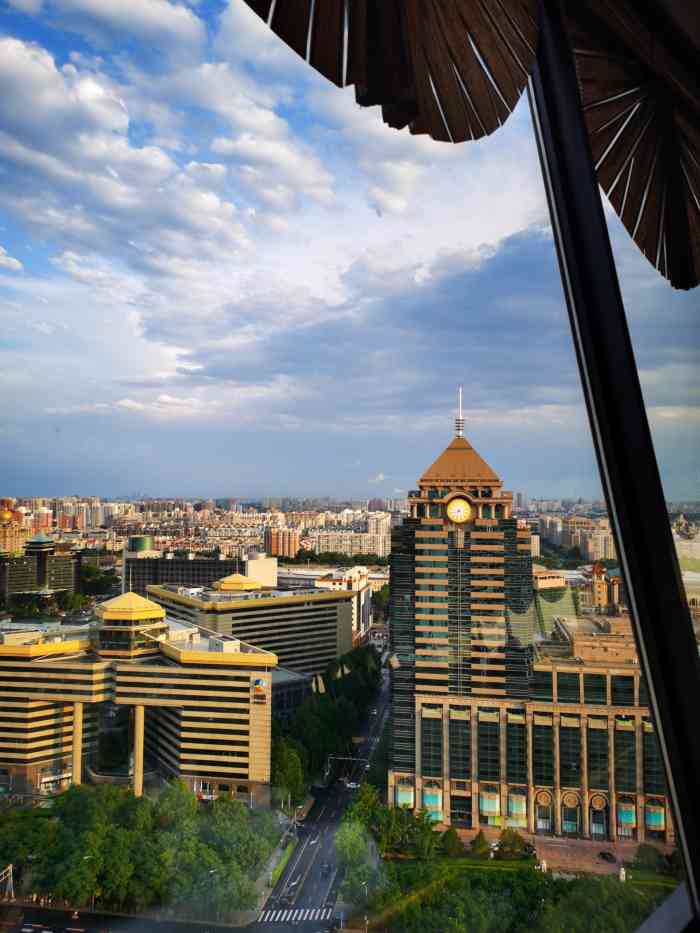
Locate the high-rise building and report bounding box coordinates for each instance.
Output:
[0,534,82,605]
[389,417,534,791]
[264,528,300,558]
[367,513,392,536]
[387,417,673,844]
[0,510,28,556]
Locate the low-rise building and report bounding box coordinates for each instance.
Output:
[277,565,373,643]
[0,592,277,805]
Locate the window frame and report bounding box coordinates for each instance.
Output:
[529,0,700,921]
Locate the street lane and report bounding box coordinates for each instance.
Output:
[251,666,390,931]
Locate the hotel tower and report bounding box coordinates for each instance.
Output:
[388,396,673,844]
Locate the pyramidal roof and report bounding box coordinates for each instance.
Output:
[213,573,262,592]
[26,532,54,545]
[97,591,165,620]
[420,435,500,485]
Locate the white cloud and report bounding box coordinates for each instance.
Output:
[368,472,386,484]
[212,133,334,205]
[0,246,23,272]
[50,0,205,59]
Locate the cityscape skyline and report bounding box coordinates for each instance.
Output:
[0,5,698,503]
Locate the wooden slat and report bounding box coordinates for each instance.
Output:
[570,0,700,288]
[346,0,367,89]
[245,0,274,19]
[310,0,344,86]
[271,0,312,61]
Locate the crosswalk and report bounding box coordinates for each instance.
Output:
[257,906,334,924]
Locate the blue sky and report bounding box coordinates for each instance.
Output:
[0,1,697,500]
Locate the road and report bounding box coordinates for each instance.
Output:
[250,668,390,933]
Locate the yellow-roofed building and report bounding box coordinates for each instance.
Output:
[148,572,354,676]
[212,573,263,592]
[0,590,277,805]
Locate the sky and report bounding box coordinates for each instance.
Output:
[0,1,698,501]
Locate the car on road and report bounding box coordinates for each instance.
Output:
[347,781,360,789]
[370,708,378,716]
[598,850,617,863]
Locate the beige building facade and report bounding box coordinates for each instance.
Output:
[148,574,354,676]
[0,592,277,805]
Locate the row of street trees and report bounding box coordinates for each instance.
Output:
[0,782,280,919]
[271,644,382,804]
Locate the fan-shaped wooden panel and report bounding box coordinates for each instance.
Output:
[241,0,539,142]
[568,4,700,289]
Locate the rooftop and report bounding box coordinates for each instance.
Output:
[149,583,352,606]
[212,573,263,592]
[97,591,166,622]
[159,619,277,667]
[419,435,500,486]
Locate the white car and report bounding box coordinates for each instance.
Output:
[347,781,360,789]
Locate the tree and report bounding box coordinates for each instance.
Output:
[442,825,464,858]
[412,810,440,860]
[533,875,664,932]
[633,842,668,874]
[154,779,198,829]
[99,827,135,907]
[271,738,305,805]
[335,820,370,868]
[341,862,374,906]
[372,584,390,621]
[496,828,527,860]
[348,782,382,832]
[470,830,490,859]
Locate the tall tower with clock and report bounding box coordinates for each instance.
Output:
[388,391,536,817]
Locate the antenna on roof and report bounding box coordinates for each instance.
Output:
[455,384,465,437]
[128,564,133,594]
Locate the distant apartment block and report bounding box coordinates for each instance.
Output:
[264,527,300,558]
[310,531,391,558]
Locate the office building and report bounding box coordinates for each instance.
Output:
[123,537,240,596]
[277,565,373,643]
[0,592,276,804]
[264,528,300,559]
[387,420,673,844]
[147,574,354,676]
[0,534,81,605]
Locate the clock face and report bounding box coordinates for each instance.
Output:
[446,498,471,524]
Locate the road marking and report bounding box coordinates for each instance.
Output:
[259,906,334,924]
